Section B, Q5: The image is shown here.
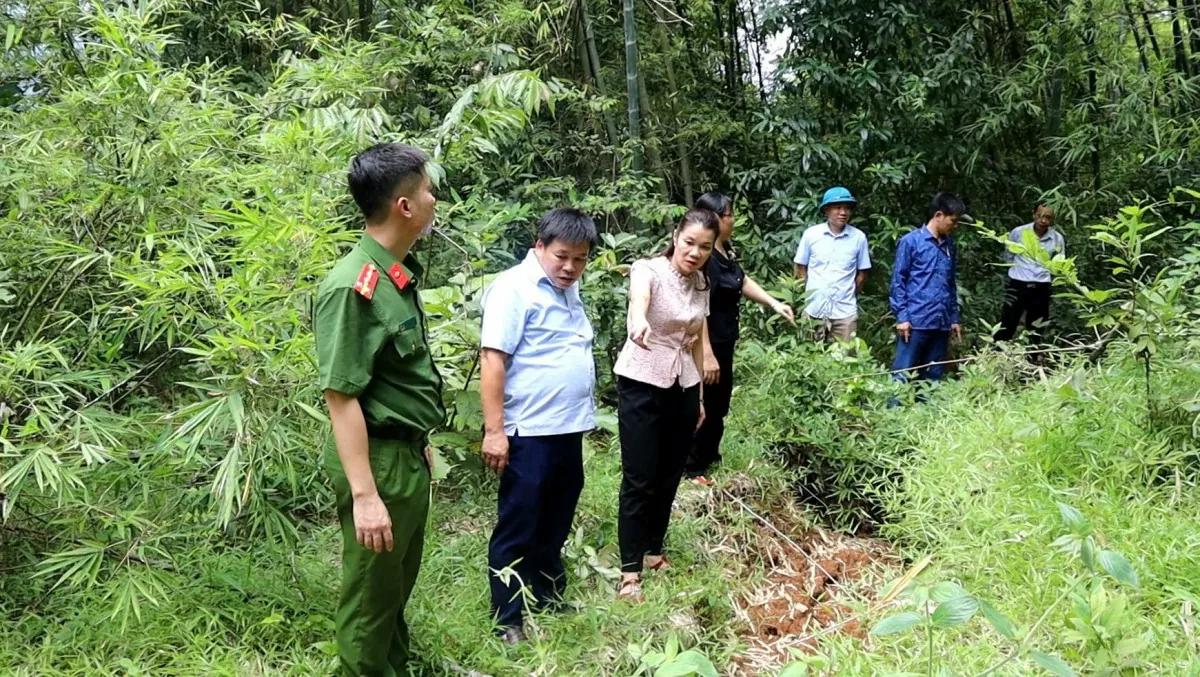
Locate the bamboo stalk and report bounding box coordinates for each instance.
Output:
[655,20,694,205]
[580,0,621,148]
[623,0,643,172]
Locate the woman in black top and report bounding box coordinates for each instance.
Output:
[685,193,796,485]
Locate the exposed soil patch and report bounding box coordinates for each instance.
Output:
[700,476,899,675]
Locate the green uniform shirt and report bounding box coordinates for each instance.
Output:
[315,233,445,433]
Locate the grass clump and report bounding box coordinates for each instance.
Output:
[854,348,1200,675]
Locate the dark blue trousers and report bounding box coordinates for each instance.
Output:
[892,329,951,383]
[488,431,584,630]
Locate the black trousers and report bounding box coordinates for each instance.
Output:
[617,376,700,574]
[996,278,1052,342]
[487,431,584,629]
[685,340,735,478]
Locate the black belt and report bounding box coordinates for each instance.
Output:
[366,424,426,444]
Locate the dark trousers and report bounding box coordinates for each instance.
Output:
[617,376,700,574]
[488,431,584,629]
[892,329,951,383]
[996,278,1051,342]
[685,340,735,478]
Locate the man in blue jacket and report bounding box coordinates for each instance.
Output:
[889,192,965,387]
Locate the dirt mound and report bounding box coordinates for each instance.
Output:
[711,481,898,675]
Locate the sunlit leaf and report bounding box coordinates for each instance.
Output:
[871,612,924,635]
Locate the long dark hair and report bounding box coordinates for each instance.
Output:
[695,192,732,218]
[660,208,720,290]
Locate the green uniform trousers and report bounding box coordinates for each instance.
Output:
[325,437,430,677]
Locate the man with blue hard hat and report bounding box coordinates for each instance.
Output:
[793,187,872,344]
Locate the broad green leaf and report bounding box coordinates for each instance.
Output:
[665,651,718,677]
[642,651,666,667]
[1114,636,1149,656]
[1030,650,1076,677]
[1098,550,1139,588]
[930,581,968,603]
[871,611,924,635]
[1056,502,1089,535]
[980,600,1017,640]
[665,632,679,659]
[932,595,980,628]
[655,664,698,677]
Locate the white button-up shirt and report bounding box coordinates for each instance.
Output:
[1007,223,1065,283]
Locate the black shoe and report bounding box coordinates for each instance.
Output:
[499,626,527,645]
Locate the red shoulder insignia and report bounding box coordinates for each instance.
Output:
[388,263,410,290]
[353,263,380,300]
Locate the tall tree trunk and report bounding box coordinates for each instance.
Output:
[1084,0,1101,191]
[580,0,622,148]
[623,0,643,172]
[573,7,601,181]
[576,11,591,79]
[1124,0,1152,75]
[1188,2,1200,60]
[656,23,694,205]
[1000,0,1021,60]
[637,73,672,200]
[1126,0,1164,106]
[712,0,733,94]
[1043,0,1071,183]
[357,0,372,40]
[746,0,768,104]
[729,0,742,91]
[1167,0,1191,74]
[1141,1,1165,63]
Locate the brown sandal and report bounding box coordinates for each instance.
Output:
[644,555,672,572]
[617,577,643,601]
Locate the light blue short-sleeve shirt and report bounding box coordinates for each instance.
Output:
[1007,223,1065,283]
[793,223,871,320]
[480,250,596,437]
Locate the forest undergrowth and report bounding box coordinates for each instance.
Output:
[3,343,1199,676]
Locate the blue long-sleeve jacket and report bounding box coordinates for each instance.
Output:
[889,225,960,330]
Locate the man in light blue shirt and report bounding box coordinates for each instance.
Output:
[793,186,871,343]
[996,202,1064,343]
[479,208,597,643]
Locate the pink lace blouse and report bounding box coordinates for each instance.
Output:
[613,257,709,389]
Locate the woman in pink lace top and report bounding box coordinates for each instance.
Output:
[613,208,719,601]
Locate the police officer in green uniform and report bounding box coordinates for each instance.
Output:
[314,142,444,676]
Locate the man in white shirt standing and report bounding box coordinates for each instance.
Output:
[996,202,1065,343]
[793,186,872,343]
[479,208,597,644]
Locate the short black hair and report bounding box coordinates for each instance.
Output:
[695,192,733,217]
[928,191,965,220]
[1033,201,1052,213]
[348,143,429,223]
[536,208,598,249]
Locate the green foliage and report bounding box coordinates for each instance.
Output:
[3,0,1200,673]
[628,633,719,677]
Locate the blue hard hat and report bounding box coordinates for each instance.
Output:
[819,186,857,211]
